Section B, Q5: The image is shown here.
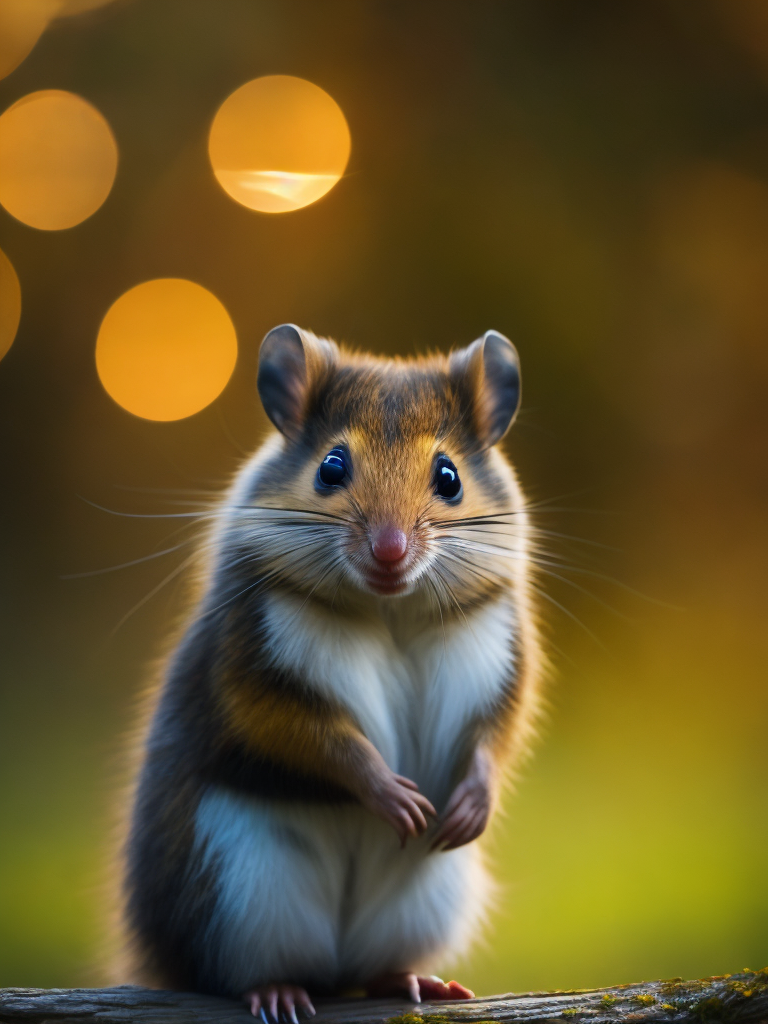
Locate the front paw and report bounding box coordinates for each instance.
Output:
[360,770,437,847]
[430,771,492,852]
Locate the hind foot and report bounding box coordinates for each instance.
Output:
[366,972,474,1002]
[243,984,316,1022]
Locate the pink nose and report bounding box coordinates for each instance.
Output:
[370,526,408,565]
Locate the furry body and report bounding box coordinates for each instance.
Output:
[123,328,541,999]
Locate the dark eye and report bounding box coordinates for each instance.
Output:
[317,447,349,488]
[434,455,462,500]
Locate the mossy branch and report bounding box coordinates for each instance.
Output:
[1,969,766,1024]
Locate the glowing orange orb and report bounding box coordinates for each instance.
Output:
[208,75,351,214]
[0,2,121,82]
[96,279,238,421]
[0,247,21,361]
[0,1,54,81]
[0,89,118,230]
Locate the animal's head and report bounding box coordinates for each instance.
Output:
[230,324,528,611]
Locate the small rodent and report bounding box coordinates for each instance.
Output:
[121,324,542,1017]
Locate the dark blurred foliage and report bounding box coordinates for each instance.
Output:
[1,0,767,995]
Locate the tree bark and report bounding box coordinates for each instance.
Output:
[1,970,766,1024]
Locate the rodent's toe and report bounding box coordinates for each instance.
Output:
[243,985,314,1022]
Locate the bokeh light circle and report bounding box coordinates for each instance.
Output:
[96,279,238,421]
[208,75,351,213]
[0,1,55,81]
[0,89,118,229]
[0,2,121,82]
[0,247,22,361]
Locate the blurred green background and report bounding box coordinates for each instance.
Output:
[1,0,766,997]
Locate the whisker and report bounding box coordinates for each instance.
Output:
[215,404,250,458]
[422,572,451,683]
[440,536,524,560]
[79,497,212,520]
[528,564,631,620]
[441,536,625,617]
[442,541,609,648]
[61,541,193,579]
[528,527,618,551]
[524,506,612,516]
[437,544,611,649]
[527,581,607,650]
[110,554,197,637]
[447,521,616,552]
[296,555,347,612]
[443,534,590,569]
[424,574,447,652]
[520,487,605,512]
[81,495,354,524]
[231,504,350,523]
[131,498,221,509]
[431,512,521,529]
[330,566,346,613]
[439,548,505,592]
[228,532,340,574]
[440,534,671,608]
[432,563,472,631]
[231,518,345,531]
[112,484,221,498]
[197,571,284,622]
[529,556,660,604]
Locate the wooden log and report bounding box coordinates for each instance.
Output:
[1,969,766,1024]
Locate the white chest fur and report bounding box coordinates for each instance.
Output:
[260,590,516,805]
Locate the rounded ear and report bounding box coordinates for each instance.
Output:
[450,330,521,448]
[257,324,336,438]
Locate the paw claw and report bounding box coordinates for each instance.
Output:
[245,986,313,1024]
